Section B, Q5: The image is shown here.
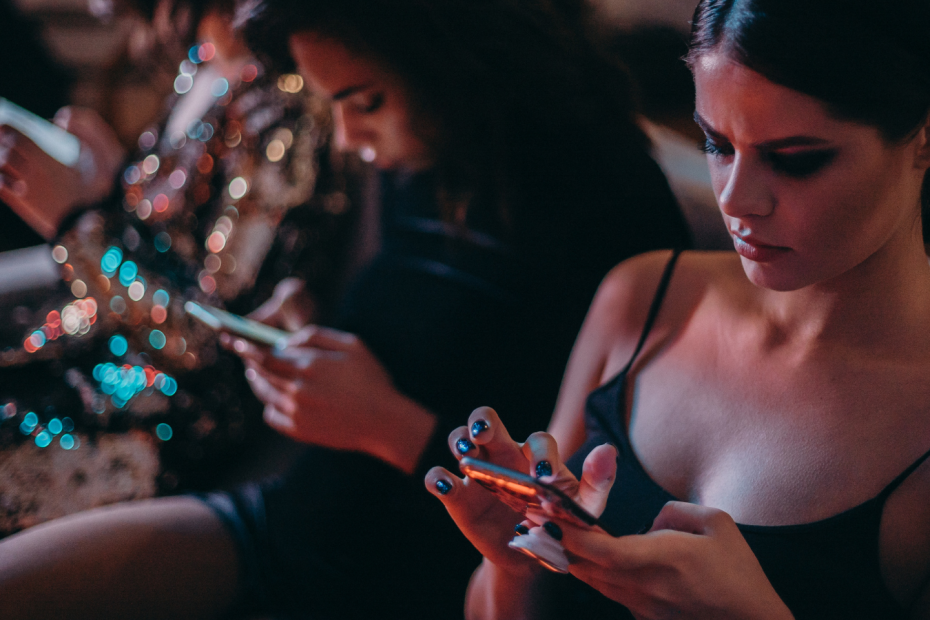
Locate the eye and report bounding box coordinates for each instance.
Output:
[763,149,838,178]
[348,92,385,114]
[700,139,734,158]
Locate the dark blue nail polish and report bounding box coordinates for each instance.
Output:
[456,438,475,454]
[535,460,552,478]
[514,523,529,536]
[543,522,563,541]
[471,420,489,437]
[435,480,452,495]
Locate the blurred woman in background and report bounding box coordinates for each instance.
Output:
[0,0,691,618]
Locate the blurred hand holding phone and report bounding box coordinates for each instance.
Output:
[184,301,292,348]
[0,101,124,239]
[0,98,80,167]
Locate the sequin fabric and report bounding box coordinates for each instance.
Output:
[0,49,356,534]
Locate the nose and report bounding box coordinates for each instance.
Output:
[714,152,774,219]
[331,104,369,153]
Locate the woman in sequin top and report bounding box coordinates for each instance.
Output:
[0,0,354,530]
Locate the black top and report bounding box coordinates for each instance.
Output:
[206,163,692,619]
[563,250,930,620]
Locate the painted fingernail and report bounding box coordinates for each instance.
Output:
[471,420,489,437]
[456,438,475,454]
[435,480,452,495]
[535,460,552,478]
[514,523,530,536]
[543,522,563,541]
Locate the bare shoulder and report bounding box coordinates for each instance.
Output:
[591,250,744,344]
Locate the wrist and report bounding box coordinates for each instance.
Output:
[466,559,546,620]
[366,391,437,475]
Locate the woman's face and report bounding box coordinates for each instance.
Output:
[289,32,433,172]
[694,53,929,291]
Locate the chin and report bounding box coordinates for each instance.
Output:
[739,256,813,292]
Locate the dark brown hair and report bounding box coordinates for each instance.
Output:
[687,0,930,237]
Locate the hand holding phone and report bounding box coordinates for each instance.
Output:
[185,301,291,347]
[460,456,611,573]
[0,98,80,167]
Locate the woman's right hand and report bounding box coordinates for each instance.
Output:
[424,406,617,575]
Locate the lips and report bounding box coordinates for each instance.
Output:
[731,233,790,262]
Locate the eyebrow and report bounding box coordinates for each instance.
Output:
[693,112,832,150]
[331,83,375,101]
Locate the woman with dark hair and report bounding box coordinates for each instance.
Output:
[431,0,930,618]
[0,0,352,535]
[0,0,690,618]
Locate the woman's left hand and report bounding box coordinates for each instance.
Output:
[225,326,437,473]
[557,502,794,620]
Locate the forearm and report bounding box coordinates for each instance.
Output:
[367,391,439,475]
[466,559,551,620]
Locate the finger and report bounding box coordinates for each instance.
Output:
[558,522,650,571]
[424,465,465,500]
[649,501,731,536]
[245,297,284,326]
[0,126,45,163]
[465,407,533,472]
[424,466,508,534]
[245,366,296,415]
[448,425,478,461]
[575,443,618,517]
[53,106,72,130]
[0,139,29,175]
[250,364,302,395]
[263,405,295,434]
[520,431,563,481]
[270,345,340,372]
[284,324,357,351]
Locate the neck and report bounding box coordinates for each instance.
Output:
[759,226,930,355]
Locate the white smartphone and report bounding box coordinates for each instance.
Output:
[184,301,291,347]
[0,98,81,167]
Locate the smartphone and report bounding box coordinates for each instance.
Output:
[184,301,291,347]
[0,98,81,167]
[459,457,606,530]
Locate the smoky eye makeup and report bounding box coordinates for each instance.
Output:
[763,149,838,178]
[350,91,385,114]
[699,138,734,157]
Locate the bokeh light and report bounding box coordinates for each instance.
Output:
[119,261,138,287]
[149,329,167,350]
[109,335,128,357]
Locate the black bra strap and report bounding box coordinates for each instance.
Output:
[619,249,683,376]
[879,443,930,500]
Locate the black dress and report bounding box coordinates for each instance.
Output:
[204,159,692,619]
[563,251,930,620]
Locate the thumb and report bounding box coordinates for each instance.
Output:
[575,444,618,518]
[649,501,729,536]
[283,325,357,352]
[53,106,72,130]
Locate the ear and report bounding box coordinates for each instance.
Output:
[913,113,930,169]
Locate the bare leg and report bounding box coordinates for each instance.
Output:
[0,496,240,620]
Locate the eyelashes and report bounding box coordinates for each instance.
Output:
[763,149,838,177]
[356,92,385,114]
[700,139,838,179]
